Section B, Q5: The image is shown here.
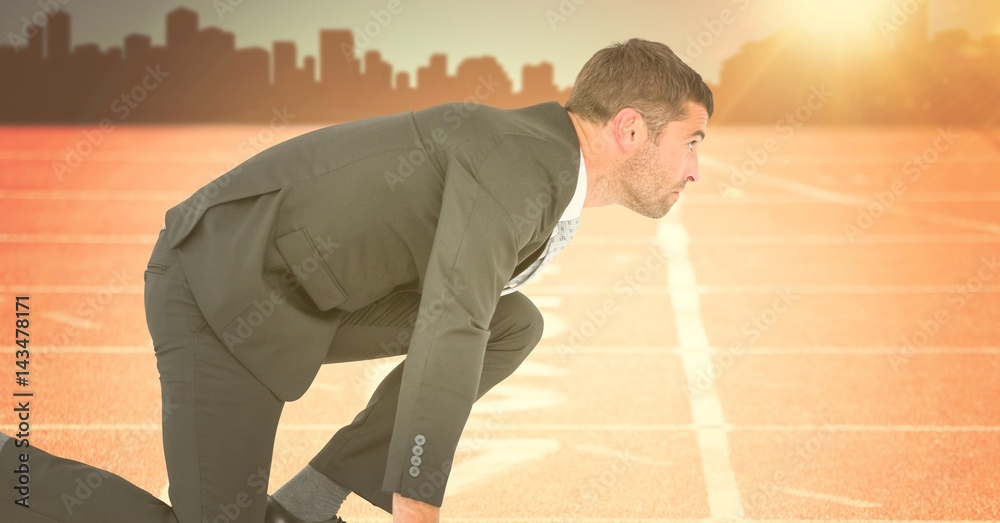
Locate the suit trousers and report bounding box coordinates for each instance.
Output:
[1,228,544,522]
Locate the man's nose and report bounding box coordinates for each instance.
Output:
[685,154,700,183]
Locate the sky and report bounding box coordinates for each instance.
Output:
[2,0,997,90]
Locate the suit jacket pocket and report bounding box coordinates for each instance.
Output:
[275,228,348,311]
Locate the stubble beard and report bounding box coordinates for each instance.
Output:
[607,141,674,219]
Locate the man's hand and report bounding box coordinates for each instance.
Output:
[393,492,440,523]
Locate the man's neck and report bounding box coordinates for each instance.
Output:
[567,110,614,209]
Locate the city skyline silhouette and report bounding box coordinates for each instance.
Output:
[0,7,567,123]
[1,3,998,125]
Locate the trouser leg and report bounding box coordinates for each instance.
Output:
[146,229,285,523]
[308,289,544,512]
[0,439,177,522]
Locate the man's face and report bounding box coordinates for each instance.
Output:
[611,101,708,219]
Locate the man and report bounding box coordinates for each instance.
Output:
[0,37,711,522]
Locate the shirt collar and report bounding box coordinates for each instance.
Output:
[558,147,587,222]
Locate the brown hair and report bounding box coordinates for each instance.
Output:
[565,38,714,143]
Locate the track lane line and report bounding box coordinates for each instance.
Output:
[659,200,745,520]
[700,155,1000,237]
[5,232,1000,245]
[5,423,1000,432]
[774,487,882,508]
[8,345,1000,355]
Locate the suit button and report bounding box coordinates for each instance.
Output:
[414,434,426,445]
[409,466,420,477]
[410,455,422,466]
[412,445,424,456]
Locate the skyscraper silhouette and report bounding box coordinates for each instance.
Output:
[320,30,360,93]
[47,11,70,61]
[166,8,197,50]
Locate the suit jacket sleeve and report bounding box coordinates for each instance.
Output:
[381,135,540,505]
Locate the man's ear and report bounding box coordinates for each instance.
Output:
[612,107,645,152]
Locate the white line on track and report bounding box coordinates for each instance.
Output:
[751,171,1000,236]
[669,233,1000,245]
[0,151,235,162]
[0,345,154,354]
[8,345,1000,356]
[4,423,999,432]
[681,192,1000,204]
[0,423,699,433]
[471,384,566,413]
[527,295,563,309]
[0,190,189,201]
[736,424,1000,432]
[775,487,882,508]
[338,520,1000,523]
[659,200,745,519]
[0,233,159,244]
[6,188,1000,204]
[13,283,1000,296]
[705,152,1000,165]
[307,381,346,393]
[527,284,1000,295]
[519,233,1000,246]
[339,519,997,523]
[0,284,147,294]
[700,155,1000,236]
[15,187,998,206]
[37,311,97,329]
[672,346,1000,355]
[539,346,1000,355]
[573,443,674,467]
[4,232,1000,245]
[446,439,561,497]
[344,519,680,523]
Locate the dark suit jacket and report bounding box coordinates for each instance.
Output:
[162,100,581,501]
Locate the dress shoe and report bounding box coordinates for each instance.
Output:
[264,495,347,523]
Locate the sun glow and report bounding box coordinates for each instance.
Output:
[781,0,891,38]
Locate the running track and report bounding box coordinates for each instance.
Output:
[1,123,999,522]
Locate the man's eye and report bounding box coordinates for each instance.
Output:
[687,141,696,151]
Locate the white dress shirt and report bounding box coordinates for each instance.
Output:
[501,147,587,296]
